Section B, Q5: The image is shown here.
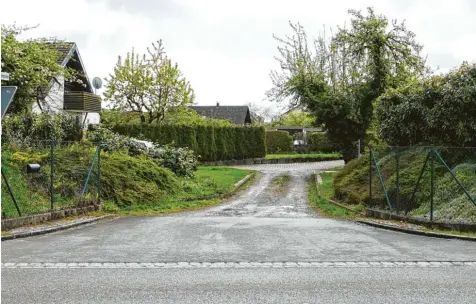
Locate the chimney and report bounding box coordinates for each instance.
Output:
[216,101,220,107]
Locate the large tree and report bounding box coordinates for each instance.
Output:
[104,40,195,124]
[268,7,427,161]
[1,24,78,114]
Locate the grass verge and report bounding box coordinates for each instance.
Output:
[265,153,342,160]
[308,173,358,218]
[105,167,255,215]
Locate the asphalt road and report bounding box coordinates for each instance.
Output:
[2,162,476,303]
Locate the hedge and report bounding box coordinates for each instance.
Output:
[265,131,293,153]
[108,123,266,161]
[307,132,336,153]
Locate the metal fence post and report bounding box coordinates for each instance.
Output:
[1,169,22,217]
[430,146,435,222]
[50,140,54,210]
[97,142,101,204]
[396,149,400,214]
[369,147,372,206]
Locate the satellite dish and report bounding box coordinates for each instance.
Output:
[92,77,102,90]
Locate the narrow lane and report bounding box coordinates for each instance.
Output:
[2,161,476,303]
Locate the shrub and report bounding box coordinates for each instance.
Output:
[307,132,335,153]
[265,131,293,154]
[2,111,83,143]
[87,126,198,177]
[6,143,180,208]
[378,62,476,147]
[148,145,198,178]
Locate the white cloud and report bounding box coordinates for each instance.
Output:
[2,0,475,113]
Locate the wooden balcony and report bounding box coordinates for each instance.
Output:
[63,91,101,113]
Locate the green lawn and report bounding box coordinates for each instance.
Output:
[265,153,342,160]
[113,166,253,215]
[308,173,357,218]
[178,166,252,200]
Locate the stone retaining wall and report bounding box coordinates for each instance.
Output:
[366,209,476,233]
[1,204,100,231]
[201,156,342,166]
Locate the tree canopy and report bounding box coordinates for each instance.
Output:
[103,40,195,124]
[268,7,428,161]
[1,24,78,114]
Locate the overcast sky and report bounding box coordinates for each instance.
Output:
[2,0,476,113]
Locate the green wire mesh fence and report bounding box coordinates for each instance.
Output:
[369,146,476,223]
[1,140,101,218]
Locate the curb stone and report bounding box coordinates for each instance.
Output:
[2,261,475,269]
[356,220,476,242]
[1,215,116,241]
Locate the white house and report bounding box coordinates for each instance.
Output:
[32,42,101,126]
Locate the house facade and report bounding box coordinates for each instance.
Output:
[32,42,101,126]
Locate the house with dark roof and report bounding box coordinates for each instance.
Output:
[32,42,101,125]
[189,103,252,125]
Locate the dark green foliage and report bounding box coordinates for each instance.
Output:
[234,127,245,160]
[180,126,198,152]
[214,127,228,161]
[2,111,84,143]
[265,131,293,154]
[107,123,267,161]
[207,126,217,161]
[254,127,267,157]
[3,144,180,210]
[307,132,336,153]
[87,127,198,177]
[378,62,476,147]
[195,125,209,160]
[225,127,235,159]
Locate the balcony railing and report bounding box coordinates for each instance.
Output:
[63,91,101,113]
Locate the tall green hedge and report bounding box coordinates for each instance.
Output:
[108,123,266,161]
[307,132,336,153]
[265,131,293,153]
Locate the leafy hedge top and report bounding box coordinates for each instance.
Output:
[265,130,293,153]
[106,123,267,161]
[378,62,476,147]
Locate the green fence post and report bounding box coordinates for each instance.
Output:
[433,150,476,207]
[1,169,22,217]
[396,149,400,214]
[50,140,54,210]
[369,147,372,206]
[371,149,393,211]
[97,142,101,204]
[430,146,435,222]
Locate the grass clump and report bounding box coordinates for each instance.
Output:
[308,173,356,218]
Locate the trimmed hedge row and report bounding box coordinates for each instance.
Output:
[307,132,336,153]
[265,131,293,153]
[108,123,266,161]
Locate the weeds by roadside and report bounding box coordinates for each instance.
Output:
[308,173,358,218]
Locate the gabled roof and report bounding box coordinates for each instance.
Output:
[189,105,252,125]
[46,42,93,93]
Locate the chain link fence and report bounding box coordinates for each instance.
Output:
[369,146,476,223]
[1,140,101,218]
